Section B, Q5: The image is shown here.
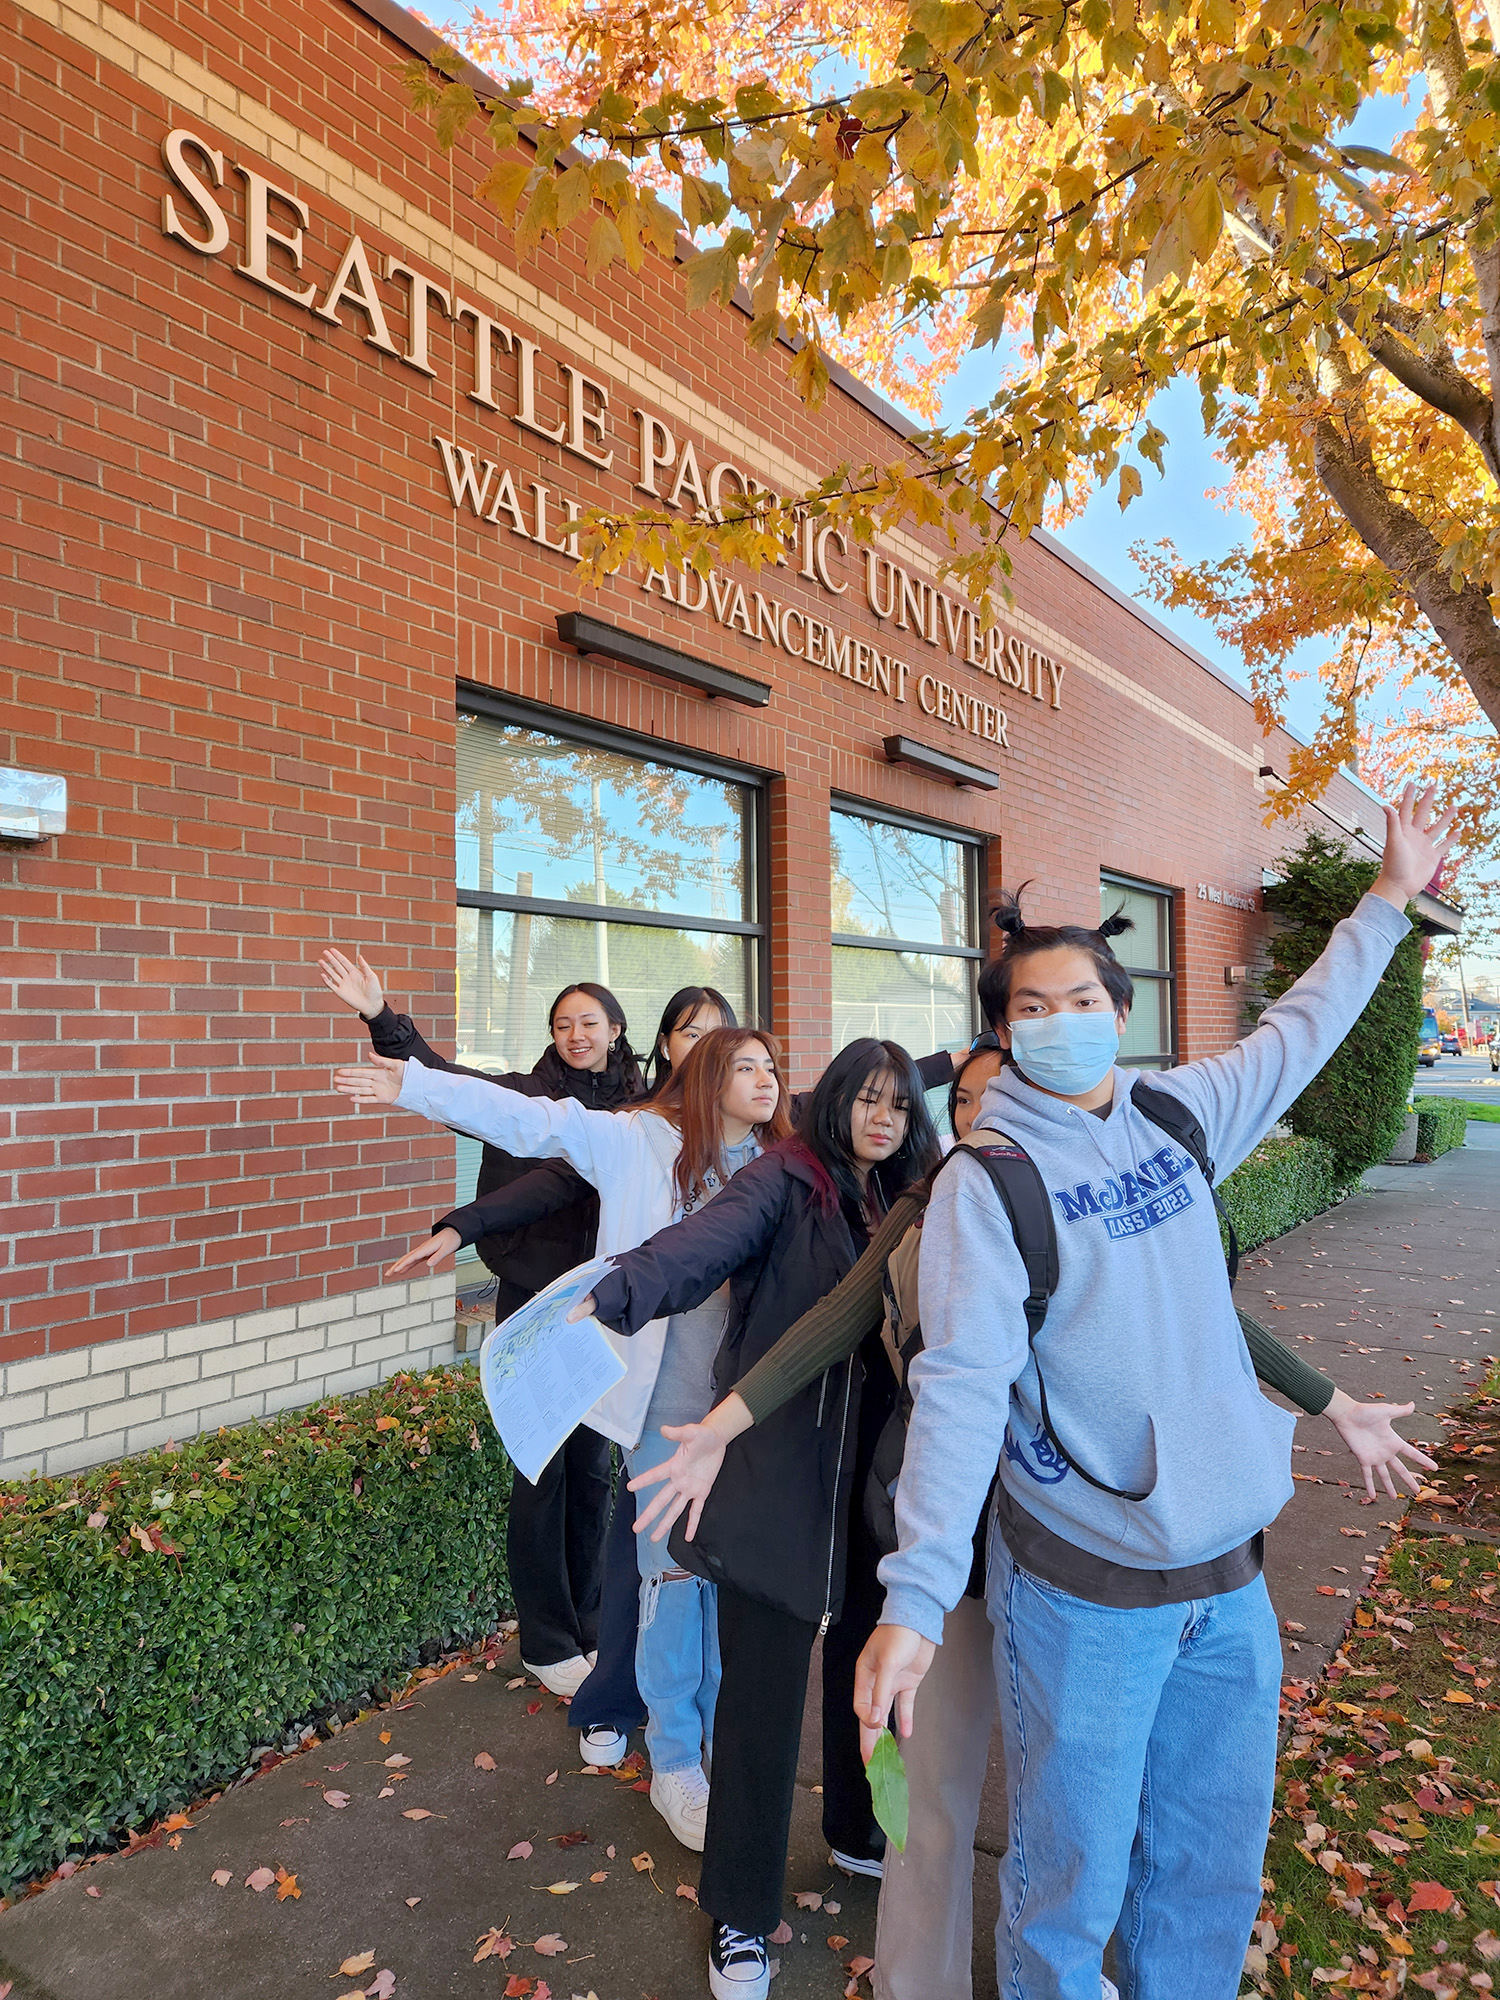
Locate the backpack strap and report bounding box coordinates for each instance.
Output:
[1129,1078,1239,1286]
[953,1141,1149,1504]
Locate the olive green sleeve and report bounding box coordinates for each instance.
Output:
[1239,1308,1335,1416]
[734,1190,928,1425]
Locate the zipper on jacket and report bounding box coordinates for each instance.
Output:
[815,1373,829,1427]
[819,1359,856,1635]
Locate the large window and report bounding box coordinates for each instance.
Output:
[1101,872,1176,1069]
[452,699,764,1225]
[831,803,982,1053]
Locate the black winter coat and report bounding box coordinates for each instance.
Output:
[589,1143,880,1627]
[364,1005,642,1316]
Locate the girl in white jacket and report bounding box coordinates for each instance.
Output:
[334,1027,791,1852]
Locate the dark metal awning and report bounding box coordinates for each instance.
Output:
[555,612,771,707]
[881,733,999,792]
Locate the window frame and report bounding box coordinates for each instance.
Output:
[454,685,771,1030]
[1100,867,1178,1069]
[829,795,986,1041]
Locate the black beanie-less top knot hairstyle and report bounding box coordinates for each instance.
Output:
[977,882,1137,1029]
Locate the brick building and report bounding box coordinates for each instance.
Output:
[0,0,1453,1480]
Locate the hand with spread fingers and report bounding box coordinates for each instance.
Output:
[1369,782,1456,912]
[318,947,384,1018]
[1324,1390,1438,1500]
[332,1051,406,1108]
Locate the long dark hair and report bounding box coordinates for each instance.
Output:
[644,985,739,1092]
[646,1026,792,1206]
[977,883,1135,1026]
[792,1038,941,1222]
[947,1031,1004,1133]
[546,981,646,1095]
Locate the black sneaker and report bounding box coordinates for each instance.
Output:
[708,1921,770,2000]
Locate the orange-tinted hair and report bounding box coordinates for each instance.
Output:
[645,1025,792,1207]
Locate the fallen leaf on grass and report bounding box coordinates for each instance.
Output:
[87,1511,107,1529]
[532,1934,567,1956]
[676,1883,698,1904]
[474,1752,497,1771]
[275,1868,300,1902]
[323,1792,351,1810]
[1445,1688,1476,1703]
[509,1841,534,1860]
[474,1929,515,1962]
[770,1922,793,1946]
[1406,1880,1455,1913]
[1475,1931,1500,1961]
[211,1869,233,1886]
[1476,1833,1500,1856]
[375,1417,399,1431]
[1367,1829,1410,1857]
[340,1953,377,1976]
[795,1891,823,1910]
[245,1868,275,1892]
[402,1810,438,1821]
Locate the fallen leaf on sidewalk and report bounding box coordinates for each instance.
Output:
[402,1810,438,1821]
[507,1677,527,1691]
[379,1731,392,1744]
[544,1882,579,1895]
[405,1897,420,1908]
[275,1868,300,1901]
[526,1702,543,1717]
[504,1981,533,1998]
[245,1869,275,1892]
[676,1883,698,1903]
[85,1887,101,1899]
[364,1976,396,2000]
[323,1791,351,1809]
[605,1845,616,1859]
[847,1956,875,1975]
[631,1853,654,1873]
[532,1934,567,1956]
[795,1891,823,1910]
[770,1922,793,1945]
[475,1930,515,1962]
[384,1753,410,1768]
[825,1900,841,1914]
[280,1817,309,1828]
[340,1953,377,1976]
[589,1871,607,1882]
[474,1752,496,1771]
[162,1812,194,1831]
[211,1869,233,1886]
[378,1788,395,1800]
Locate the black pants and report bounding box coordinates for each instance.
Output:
[698,1526,886,1935]
[506,1424,612,1667]
[570,1479,648,1733]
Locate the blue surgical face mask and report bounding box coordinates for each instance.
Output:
[1008,1012,1120,1096]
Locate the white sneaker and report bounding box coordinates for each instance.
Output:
[579,1724,628,1768]
[830,1846,884,1879]
[649,1764,711,1851]
[522,1654,593,1699]
[709,1922,770,2000]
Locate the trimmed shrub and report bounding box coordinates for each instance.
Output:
[0,1365,511,1895]
[1416,1096,1470,1160]
[1262,834,1425,1181]
[1218,1134,1348,1253]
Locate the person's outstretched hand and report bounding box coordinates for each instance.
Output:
[319,948,384,1018]
[333,1051,405,1108]
[1323,1389,1438,1500]
[1370,783,1456,912]
[855,1624,936,1760]
[385,1227,462,1280]
[625,1396,755,1542]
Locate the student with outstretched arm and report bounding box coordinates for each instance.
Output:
[856,783,1452,2000]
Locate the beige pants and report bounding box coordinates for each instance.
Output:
[873,1592,999,2000]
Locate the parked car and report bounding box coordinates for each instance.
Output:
[1419,1036,1441,1068]
[1441,1033,1462,1054]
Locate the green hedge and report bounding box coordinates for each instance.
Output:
[1416,1096,1470,1160]
[0,1366,511,1896]
[1262,834,1424,1180]
[1218,1133,1348,1253]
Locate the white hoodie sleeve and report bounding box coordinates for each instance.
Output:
[1151,891,1411,1179]
[393,1060,637,1192]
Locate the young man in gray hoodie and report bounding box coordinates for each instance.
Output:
[856,785,1452,2000]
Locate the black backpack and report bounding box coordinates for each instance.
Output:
[864,1078,1238,1556]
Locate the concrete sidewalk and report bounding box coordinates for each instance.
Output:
[2,1135,1497,2000]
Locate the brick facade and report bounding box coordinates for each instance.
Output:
[0,0,1389,1477]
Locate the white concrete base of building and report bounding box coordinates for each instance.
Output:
[0,1274,458,1483]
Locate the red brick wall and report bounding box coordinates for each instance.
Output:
[0,0,1386,1374]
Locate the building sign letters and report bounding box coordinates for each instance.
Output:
[159,126,1068,746]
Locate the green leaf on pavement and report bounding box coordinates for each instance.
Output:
[866,1728,909,1853]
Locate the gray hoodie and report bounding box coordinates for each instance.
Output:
[878,890,1411,1643]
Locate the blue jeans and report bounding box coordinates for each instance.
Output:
[988,1539,1281,2000]
[625,1424,720,1776]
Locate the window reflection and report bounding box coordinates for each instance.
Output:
[832,813,970,945]
[832,945,974,1053]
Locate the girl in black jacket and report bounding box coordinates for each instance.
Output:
[319,947,645,1696]
[570,1039,941,2000]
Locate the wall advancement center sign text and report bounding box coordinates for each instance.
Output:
[160,125,1073,752]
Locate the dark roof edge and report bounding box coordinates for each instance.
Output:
[348,0,1328,759]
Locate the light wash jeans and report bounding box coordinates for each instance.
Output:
[987,1538,1281,2000]
[625,1423,720,1775]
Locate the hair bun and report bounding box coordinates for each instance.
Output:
[990,881,1033,942]
[1097,909,1135,941]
